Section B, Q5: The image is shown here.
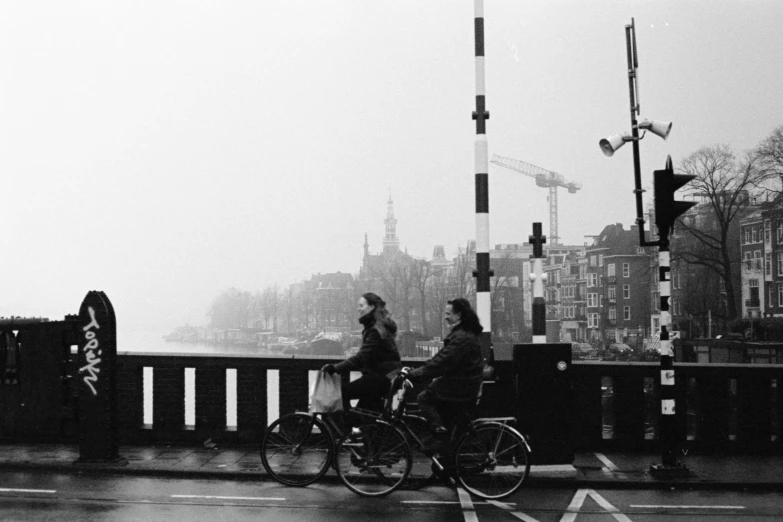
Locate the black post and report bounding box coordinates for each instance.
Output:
[528,223,547,343]
[75,291,125,465]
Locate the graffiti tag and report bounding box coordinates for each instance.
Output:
[79,307,102,396]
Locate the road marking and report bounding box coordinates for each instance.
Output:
[594,452,619,471]
[487,500,541,521]
[0,488,56,494]
[562,489,632,522]
[403,501,462,504]
[457,487,479,522]
[631,505,745,509]
[171,495,285,501]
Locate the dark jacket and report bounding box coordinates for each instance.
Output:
[334,315,400,378]
[409,324,484,403]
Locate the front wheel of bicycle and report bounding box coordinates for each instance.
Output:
[261,412,334,486]
[335,421,412,497]
[454,422,530,499]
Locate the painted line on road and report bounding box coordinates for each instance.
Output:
[0,488,56,494]
[171,495,286,501]
[487,500,541,521]
[594,452,619,471]
[631,505,745,509]
[457,487,479,522]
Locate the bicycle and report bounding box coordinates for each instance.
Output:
[260,388,412,496]
[367,367,532,499]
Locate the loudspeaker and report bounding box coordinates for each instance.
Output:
[598,132,631,157]
[639,119,672,140]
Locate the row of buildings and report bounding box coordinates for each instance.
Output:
[292,190,781,347]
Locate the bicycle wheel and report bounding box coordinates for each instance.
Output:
[261,413,334,486]
[335,421,412,497]
[454,422,530,499]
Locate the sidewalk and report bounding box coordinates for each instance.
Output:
[0,442,781,491]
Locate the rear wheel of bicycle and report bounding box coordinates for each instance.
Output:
[454,422,530,499]
[335,421,412,497]
[261,413,334,486]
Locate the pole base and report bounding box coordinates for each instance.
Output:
[649,461,691,479]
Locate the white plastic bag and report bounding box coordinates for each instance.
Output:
[309,372,343,413]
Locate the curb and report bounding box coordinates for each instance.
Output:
[3,460,783,492]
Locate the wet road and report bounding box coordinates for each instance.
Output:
[0,470,781,521]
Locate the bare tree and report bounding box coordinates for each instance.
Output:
[410,259,434,334]
[674,144,765,321]
[207,288,253,329]
[755,125,783,183]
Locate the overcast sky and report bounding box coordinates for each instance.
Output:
[2,1,781,341]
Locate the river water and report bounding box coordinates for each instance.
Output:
[119,327,343,427]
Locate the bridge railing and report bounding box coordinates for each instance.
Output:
[21,352,781,454]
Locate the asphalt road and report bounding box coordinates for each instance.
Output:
[0,470,781,521]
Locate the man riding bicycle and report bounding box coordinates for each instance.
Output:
[408,298,484,452]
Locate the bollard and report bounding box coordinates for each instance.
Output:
[75,291,125,465]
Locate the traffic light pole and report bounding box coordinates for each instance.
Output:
[651,230,684,473]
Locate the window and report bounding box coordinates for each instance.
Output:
[608,285,616,301]
[608,307,616,320]
[579,265,586,279]
[587,293,597,307]
[751,225,758,243]
[778,221,783,243]
[637,247,645,254]
[766,253,772,276]
[765,221,771,242]
[778,283,783,307]
[768,283,775,308]
[600,295,604,308]
[754,250,762,270]
[744,227,751,244]
[588,273,597,287]
[607,263,616,277]
[590,255,597,267]
[623,263,630,277]
[749,279,759,305]
[624,306,631,320]
[623,284,630,299]
[778,253,783,276]
[599,255,604,267]
[588,313,599,328]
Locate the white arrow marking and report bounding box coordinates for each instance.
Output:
[560,489,633,522]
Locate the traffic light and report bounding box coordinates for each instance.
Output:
[654,155,695,237]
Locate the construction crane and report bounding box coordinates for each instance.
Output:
[491,154,582,245]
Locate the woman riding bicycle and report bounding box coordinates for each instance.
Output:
[321,292,401,432]
[408,298,484,452]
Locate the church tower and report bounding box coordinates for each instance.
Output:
[382,192,400,255]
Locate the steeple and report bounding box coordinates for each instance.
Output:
[363,233,370,259]
[383,191,400,255]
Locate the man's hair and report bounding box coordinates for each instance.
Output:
[447,298,483,335]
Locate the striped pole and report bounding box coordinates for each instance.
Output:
[529,223,547,343]
[656,246,678,467]
[472,0,492,358]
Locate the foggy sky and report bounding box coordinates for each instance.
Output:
[2,1,781,342]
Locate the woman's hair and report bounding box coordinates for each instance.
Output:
[448,297,483,335]
[363,292,398,339]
